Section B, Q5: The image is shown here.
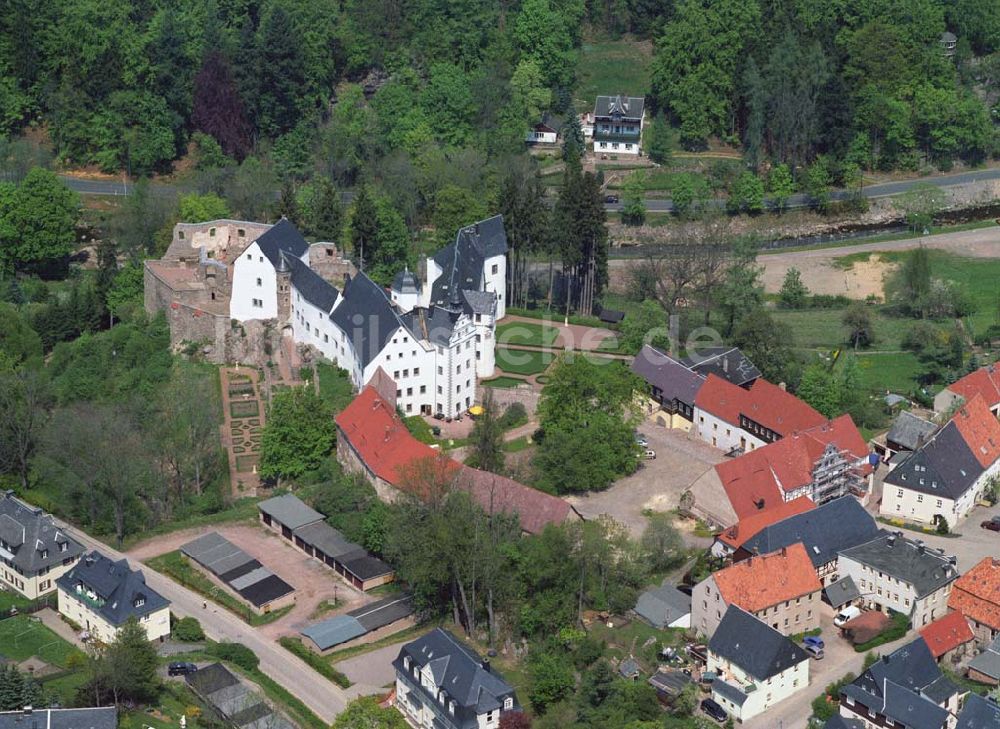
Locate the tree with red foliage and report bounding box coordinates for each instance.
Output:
[191,51,252,160]
[499,712,531,729]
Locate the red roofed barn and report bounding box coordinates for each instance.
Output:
[920,610,975,663]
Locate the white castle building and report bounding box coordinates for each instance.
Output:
[225,215,507,416]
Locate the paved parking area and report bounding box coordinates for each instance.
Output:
[565,426,724,538]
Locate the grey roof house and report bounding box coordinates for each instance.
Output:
[968,634,1000,684]
[0,491,84,599]
[840,639,959,729]
[956,694,1000,728]
[187,663,293,729]
[394,628,519,729]
[631,345,705,424]
[634,582,691,629]
[886,411,937,455]
[682,346,761,387]
[0,707,117,729]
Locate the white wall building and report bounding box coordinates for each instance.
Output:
[0,492,83,600]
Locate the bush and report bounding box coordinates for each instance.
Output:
[854,612,910,652]
[498,402,528,430]
[209,642,259,672]
[173,616,205,642]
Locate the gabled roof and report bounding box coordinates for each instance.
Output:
[919,610,974,659]
[738,497,880,569]
[824,575,861,608]
[839,534,957,598]
[0,492,84,574]
[711,543,822,613]
[949,557,1000,631]
[950,394,1000,468]
[968,635,1000,680]
[716,496,815,550]
[887,411,937,451]
[594,95,645,120]
[956,694,1000,729]
[695,374,825,437]
[430,215,507,308]
[884,420,983,499]
[257,493,324,531]
[631,345,705,405]
[682,346,760,387]
[284,253,338,313]
[330,272,406,368]
[391,267,421,294]
[56,551,169,626]
[634,583,692,628]
[253,218,309,268]
[708,606,809,681]
[393,628,517,726]
[946,365,1000,410]
[824,717,864,729]
[0,708,117,729]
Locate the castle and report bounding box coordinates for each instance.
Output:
[145,215,507,416]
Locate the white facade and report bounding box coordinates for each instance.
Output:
[231,241,280,321]
[525,128,557,144]
[1,557,78,600]
[395,662,511,729]
[693,408,764,453]
[594,139,641,155]
[707,648,809,722]
[57,586,170,644]
[880,462,999,528]
[837,552,956,628]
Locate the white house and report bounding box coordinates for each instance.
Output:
[592,95,645,156]
[525,121,558,145]
[0,491,84,600]
[56,551,171,644]
[393,628,520,729]
[837,533,958,628]
[706,606,810,722]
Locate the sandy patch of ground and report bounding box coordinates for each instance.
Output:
[761,254,895,299]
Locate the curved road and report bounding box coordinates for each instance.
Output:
[56,521,350,723]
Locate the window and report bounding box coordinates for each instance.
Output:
[252,298,263,308]
[247,253,252,260]
[897,489,904,498]
[438,366,443,375]
[917,494,924,503]
[396,389,402,398]
[324,334,329,343]
[256,277,262,286]
[209,228,216,237]
[420,385,426,394]
[492,264,499,275]
[936,499,942,507]
[437,386,442,394]
[407,388,413,396]
[394,371,400,379]
[403,369,409,377]
[504,698,513,711]
[134,597,145,608]
[178,231,185,239]
[414,368,420,376]
[238,228,245,237]
[259,256,263,262]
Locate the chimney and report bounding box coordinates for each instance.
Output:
[778,382,787,391]
[918,544,926,555]
[881,655,890,664]
[22,707,32,717]
[887,535,895,547]
[482,659,491,673]
[722,357,729,374]
[780,546,787,557]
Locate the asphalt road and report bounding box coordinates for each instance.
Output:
[58,174,355,205]
[57,521,350,723]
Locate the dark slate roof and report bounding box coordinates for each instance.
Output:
[839,533,958,598]
[598,308,625,324]
[461,290,495,316]
[682,347,760,387]
[340,553,394,581]
[219,559,263,584]
[708,606,809,682]
[254,218,309,268]
[393,628,518,728]
[258,494,324,531]
[284,253,339,313]
[713,679,749,708]
[631,345,705,405]
[330,272,407,368]
[401,306,461,348]
[0,708,117,729]
[634,583,692,628]
[187,663,240,695]
[648,670,691,696]
[392,268,421,294]
[292,520,357,559]
[968,635,1000,679]
[0,492,84,574]
[824,575,861,608]
[956,694,1000,728]
[884,421,983,499]
[430,215,507,307]
[56,551,169,627]
[887,411,937,451]
[348,594,414,631]
[824,717,864,729]
[619,657,640,678]
[302,615,366,651]
[739,497,881,569]
[237,573,294,608]
[594,95,645,120]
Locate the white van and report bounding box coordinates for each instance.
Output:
[834,605,861,627]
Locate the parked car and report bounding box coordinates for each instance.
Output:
[803,635,824,649]
[981,517,1000,531]
[701,698,728,722]
[834,605,862,627]
[805,644,824,660]
[168,662,198,677]
[634,433,649,447]
[644,449,656,460]
[604,194,619,204]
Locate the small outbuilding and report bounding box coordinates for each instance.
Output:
[634,583,692,629]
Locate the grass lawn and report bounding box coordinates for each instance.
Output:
[503,436,533,453]
[496,347,552,376]
[0,589,33,614]
[771,307,945,351]
[119,683,212,729]
[849,352,925,395]
[0,615,84,667]
[315,363,355,412]
[496,321,559,348]
[481,376,528,389]
[574,37,653,109]
[404,415,437,444]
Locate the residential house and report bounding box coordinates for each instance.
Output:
[920,610,975,664]
[839,639,961,729]
[935,364,1000,417]
[968,634,1000,685]
[592,95,645,156]
[682,347,761,387]
[631,345,705,430]
[525,120,558,145]
[257,493,394,591]
[838,533,959,628]
[735,497,881,586]
[711,496,815,559]
[0,492,83,599]
[706,605,811,722]
[956,694,1000,727]
[948,557,1000,645]
[335,379,579,534]
[56,551,170,643]
[691,543,822,638]
[882,394,1000,528]
[0,708,116,729]
[393,628,519,729]
[634,582,691,629]
[824,575,863,612]
[579,111,594,139]
[879,410,937,463]
[715,416,872,521]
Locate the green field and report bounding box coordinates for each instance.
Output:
[771,307,946,351]
[496,321,559,348]
[496,347,552,375]
[0,615,84,666]
[574,38,653,109]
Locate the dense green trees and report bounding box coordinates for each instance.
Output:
[260,387,335,484]
[334,697,409,728]
[0,169,79,273]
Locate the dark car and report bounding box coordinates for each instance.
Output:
[981,517,1000,531]
[168,662,198,677]
[803,635,825,649]
[604,195,619,204]
[701,698,728,722]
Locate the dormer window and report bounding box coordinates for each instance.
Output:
[134,596,145,608]
[449,700,456,715]
[403,656,410,670]
[40,549,48,559]
[60,542,67,552]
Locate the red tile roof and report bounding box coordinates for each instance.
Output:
[949,558,1000,631]
[950,394,1000,468]
[694,375,825,437]
[714,415,868,520]
[335,383,573,534]
[712,543,822,613]
[695,374,749,425]
[919,611,974,659]
[716,496,816,549]
[948,366,1000,410]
